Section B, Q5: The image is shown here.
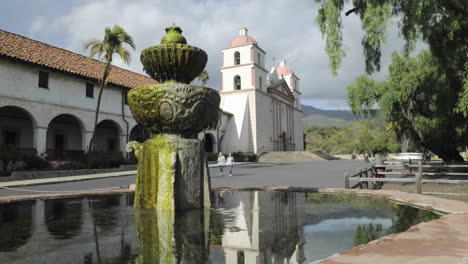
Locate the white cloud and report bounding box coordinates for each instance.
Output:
[45,0,416,109]
[28,16,46,37]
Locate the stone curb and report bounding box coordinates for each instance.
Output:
[0,170,137,188]
[0,162,255,188]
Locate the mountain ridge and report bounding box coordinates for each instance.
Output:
[301,104,363,127]
[301,104,362,120]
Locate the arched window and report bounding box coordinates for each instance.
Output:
[257,53,261,65]
[258,76,262,90]
[234,51,240,65]
[234,75,241,90]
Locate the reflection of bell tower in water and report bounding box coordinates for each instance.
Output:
[214,191,306,263]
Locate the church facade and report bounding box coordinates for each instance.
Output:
[203,28,303,154]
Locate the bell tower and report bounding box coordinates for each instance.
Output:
[221,28,267,92]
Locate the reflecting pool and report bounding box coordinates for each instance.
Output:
[0,191,440,264]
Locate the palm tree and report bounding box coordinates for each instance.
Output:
[84,25,135,152]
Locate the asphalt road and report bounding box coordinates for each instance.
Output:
[0,160,366,197]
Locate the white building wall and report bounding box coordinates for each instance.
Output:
[0,59,139,155]
[0,60,133,118]
[294,108,304,151]
[253,48,266,68]
[219,92,251,153]
[254,91,274,152]
[222,45,253,67]
[255,68,268,92]
[221,66,254,92]
[247,91,256,152]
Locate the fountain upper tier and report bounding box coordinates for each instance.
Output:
[140,25,207,84]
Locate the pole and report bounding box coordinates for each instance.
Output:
[344,172,350,189]
[416,161,423,194]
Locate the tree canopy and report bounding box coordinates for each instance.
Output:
[305,116,400,156]
[84,25,135,151]
[316,0,467,161]
[348,51,467,161]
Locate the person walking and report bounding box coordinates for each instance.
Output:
[226,153,235,176]
[217,152,225,176]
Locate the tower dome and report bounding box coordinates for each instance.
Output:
[229,28,257,48]
[276,60,294,76]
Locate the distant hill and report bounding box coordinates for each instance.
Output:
[301,104,362,121]
[301,104,363,127]
[303,114,352,127]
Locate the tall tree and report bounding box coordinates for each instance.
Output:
[348,51,467,161]
[84,25,135,151]
[316,0,468,161]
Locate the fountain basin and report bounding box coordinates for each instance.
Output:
[128,83,220,136]
[0,188,459,264]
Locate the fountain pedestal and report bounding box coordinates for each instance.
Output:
[132,134,211,210]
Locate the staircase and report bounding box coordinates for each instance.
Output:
[258,151,324,162]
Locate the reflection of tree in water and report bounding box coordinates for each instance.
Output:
[45,198,83,240]
[353,204,441,246]
[209,209,225,246]
[0,201,33,252]
[90,243,136,264]
[353,223,384,246]
[386,204,440,235]
[174,210,209,264]
[90,195,121,234]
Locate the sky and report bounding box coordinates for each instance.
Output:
[0,0,417,110]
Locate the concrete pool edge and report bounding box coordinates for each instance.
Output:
[0,186,467,263]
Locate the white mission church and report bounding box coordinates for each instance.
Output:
[203,28,304,154]
[0,27,303,161]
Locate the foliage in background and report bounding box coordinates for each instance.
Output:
[23,156,50,170]
[0,145,19,175]
[315,0,468,161]
[305,116,400,155]
[207,152,257,162]
[347,51,468,161]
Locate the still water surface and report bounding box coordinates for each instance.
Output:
[0,191,440,263]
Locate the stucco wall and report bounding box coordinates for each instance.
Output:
[219,92,251,153]
[0,58,140,155]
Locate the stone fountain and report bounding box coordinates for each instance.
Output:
[127,25,220,210]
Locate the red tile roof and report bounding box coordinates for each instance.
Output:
[0,29,157,89]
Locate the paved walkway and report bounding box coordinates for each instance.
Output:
[0,160,365,197]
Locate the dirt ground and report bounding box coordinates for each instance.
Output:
[381,183,468,202]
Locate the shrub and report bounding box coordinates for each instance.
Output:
[57,161,87,170]
[207,152,218,161]
[232,152,257,162]
[23,156,50,170]
[0,145,20,173]
[85,152,124,169]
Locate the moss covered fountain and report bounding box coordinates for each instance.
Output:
[126,25,220,210]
